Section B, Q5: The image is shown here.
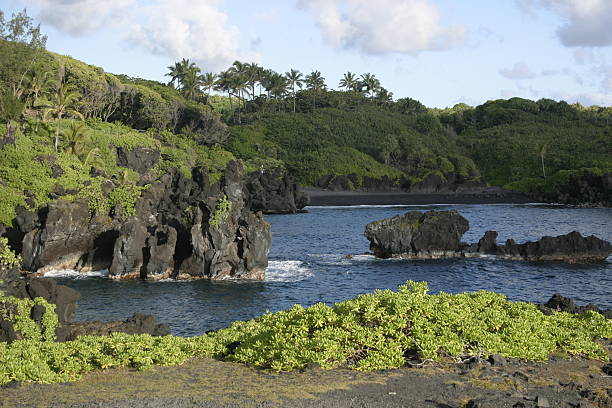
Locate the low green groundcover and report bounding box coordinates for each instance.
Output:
[1,281,610,385]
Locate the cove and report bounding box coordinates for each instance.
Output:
[53,204,612,336]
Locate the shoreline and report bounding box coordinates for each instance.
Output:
[303,187,535,206]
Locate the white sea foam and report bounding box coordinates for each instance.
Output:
[265,260,313,282]
[43,269,109,279]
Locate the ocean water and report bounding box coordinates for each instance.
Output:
[51,204,612,336]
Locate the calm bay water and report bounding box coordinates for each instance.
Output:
[53,204,612,336]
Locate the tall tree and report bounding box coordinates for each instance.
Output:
[42,81,83,151]
[245,63,261,101]
[0,9,47,100]
[62,121,88,155]
[339,72,359,92]
[360,73,380,99]
[201,72,216,103]
[215,69,235,118]
[305,70,326,112]
[269,73,289,111]
[180,64,203,101]
[285,69,303,113]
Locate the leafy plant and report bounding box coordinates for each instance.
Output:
[0,237,21,270]
[1,282,609,386]
[210,194,232,226]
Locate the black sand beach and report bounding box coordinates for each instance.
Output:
[304,188,534,206]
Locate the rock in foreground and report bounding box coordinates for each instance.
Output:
[365,211,612,263]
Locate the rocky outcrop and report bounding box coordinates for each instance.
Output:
[365,211,469,259]
[551,172,612,207]
[537,294,612,319]
[246,168,309,214]
[19,161,272,281]
[0,278,80,325]
[365,211,612,263]
[21,200,119,274]
[0,276,170,343]
[57,313,170,342]
[473,230,612,263]
[0,278,81,343]
[115,147,161,175]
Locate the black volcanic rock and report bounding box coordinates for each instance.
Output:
[20,161,272,281]
[476,230,612,263]
[365,211,611,263]
[246,168,308,214]
[364,210,469,258]
[57,313,171,342]
[21,200,118,274]
[115,146,161,175]
[554,172,612,207]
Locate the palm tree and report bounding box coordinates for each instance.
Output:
[165,58,197,90]
[201,72,216,103]
[62,121,88,155]
[215,69,237,120]
[81,146,101,167]
[360,73,380,99]
[233,75,250,123]
[245,63,261,101]
[305,70,326,112]
[285,69,303,113]
[165,60,184,88]
[42,81,83,151]
[375,87,394,105]
[269,73,289,111]
[339,72,359,92]
[181,64,203,101]
[24,70,51,109]
[260,68,277,99]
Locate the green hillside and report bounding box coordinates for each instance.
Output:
[439,98,612,192]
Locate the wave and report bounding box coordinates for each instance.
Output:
[265,260,313,282]
[43,269,109,279]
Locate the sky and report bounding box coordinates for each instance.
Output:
[2,0,612,108]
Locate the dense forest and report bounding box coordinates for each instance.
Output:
[1,9,611,226]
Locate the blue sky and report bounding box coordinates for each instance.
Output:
[4,0,612,107]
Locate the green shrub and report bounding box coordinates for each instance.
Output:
[1,282,609,385]
[210,194,232,226]
[0,237,21,270]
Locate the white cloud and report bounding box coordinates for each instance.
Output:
[30,0,134,35]
[518,0,612,47]
[499,63,536,80]
[297,0,467,54]
[28,0,256,72]
[127,0,258,72]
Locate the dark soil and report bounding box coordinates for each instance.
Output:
[1,354,610,408]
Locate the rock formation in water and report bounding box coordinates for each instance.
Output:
[19,160,272,280]
[465,230,612,263]
[365,210,612,263]
[364,210,469,258]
